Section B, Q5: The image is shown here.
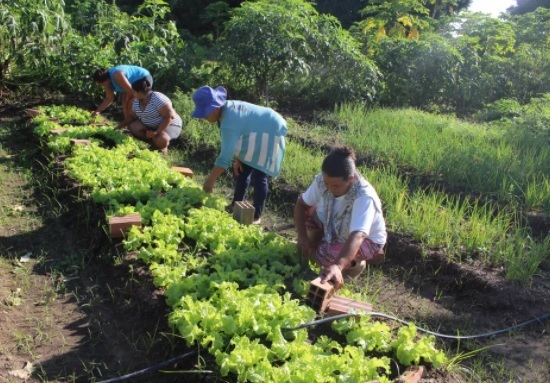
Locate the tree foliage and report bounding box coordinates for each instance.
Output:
[0,0,69,83]
[219,0,380,106]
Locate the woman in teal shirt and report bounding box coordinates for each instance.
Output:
[191,85,287,224]
[92,65,152,118]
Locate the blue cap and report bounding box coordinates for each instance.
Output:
[191,86,227,118]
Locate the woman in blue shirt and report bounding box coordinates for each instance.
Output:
[92,65,152,118]
[191,85,287,224]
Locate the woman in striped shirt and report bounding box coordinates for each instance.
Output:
[116,77,182,153]
[191,85,287,224]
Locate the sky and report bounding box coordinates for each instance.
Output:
[467,0,517,17]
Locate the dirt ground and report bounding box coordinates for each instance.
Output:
[1,101,550,383]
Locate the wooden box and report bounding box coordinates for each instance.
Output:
[233,201,255,225]
[171,166,194,178]
[109,214,142,238]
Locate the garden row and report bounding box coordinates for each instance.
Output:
[30,104,447,383]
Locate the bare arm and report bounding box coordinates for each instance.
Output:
[116,110,138,130]
[112,70,134,94]
[154,103,176,134]
[321,230,366,289]
[94,86,115,115]
[293,196,311,255]
[203,166,226,193]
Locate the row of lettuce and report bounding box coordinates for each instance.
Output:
[31,105,447,382]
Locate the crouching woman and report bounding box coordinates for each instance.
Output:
[116,77,182,153]
[294,146,387,289]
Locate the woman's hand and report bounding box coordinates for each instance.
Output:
[203,178,215,193]
[203,166,226,193]
[233,157,243,176]
[320,264,344,290]
[146,130,158,139]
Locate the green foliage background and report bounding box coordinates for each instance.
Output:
[1,0,550,116]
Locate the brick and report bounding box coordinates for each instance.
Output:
[233,201,255,225]
[307,277,335,313]
[109,214,142,238]
[325,295,373,317]
[50,129,67,136]
[171,166,194,178]
[396,366,425,383]
[70,139,91,146]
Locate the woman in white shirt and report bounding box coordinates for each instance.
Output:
[116,77,182,153]
[294,146,387,289]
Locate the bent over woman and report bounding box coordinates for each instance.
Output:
[92,65,152,118]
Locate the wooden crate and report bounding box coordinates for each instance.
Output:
[109,214,142,238]
[171,166,194,178]
[307,277,335,314]
[233,201,255,225]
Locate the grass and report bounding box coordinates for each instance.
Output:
[332,104,550,212]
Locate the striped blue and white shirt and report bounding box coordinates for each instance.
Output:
[216,101,287,178]
[132,92,182,129]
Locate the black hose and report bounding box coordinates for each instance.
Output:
[94,350,199,383]
[282,311,550,340]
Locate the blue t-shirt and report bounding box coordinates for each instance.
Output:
[216,101,287,178]
[108,65,151,93]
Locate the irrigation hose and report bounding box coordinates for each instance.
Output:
[92,311,550,382]
[94,350,199,383]
[282,311,550,340]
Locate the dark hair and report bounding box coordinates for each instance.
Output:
[131,77,152,93]
[322,146,356,180]
[92,68,110,83]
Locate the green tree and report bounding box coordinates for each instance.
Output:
[219,0,380,105]
[510,0,550,15]
[0,0,69,84]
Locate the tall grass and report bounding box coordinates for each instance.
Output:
[333,105,550,212]
[283,142,548,282]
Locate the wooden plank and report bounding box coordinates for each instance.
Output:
[50,129,67,136]
[109,214,142,238]
[170,166,194,178]
[25,108,43,118]
[325,295,373,317]
[70,139,91,146]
